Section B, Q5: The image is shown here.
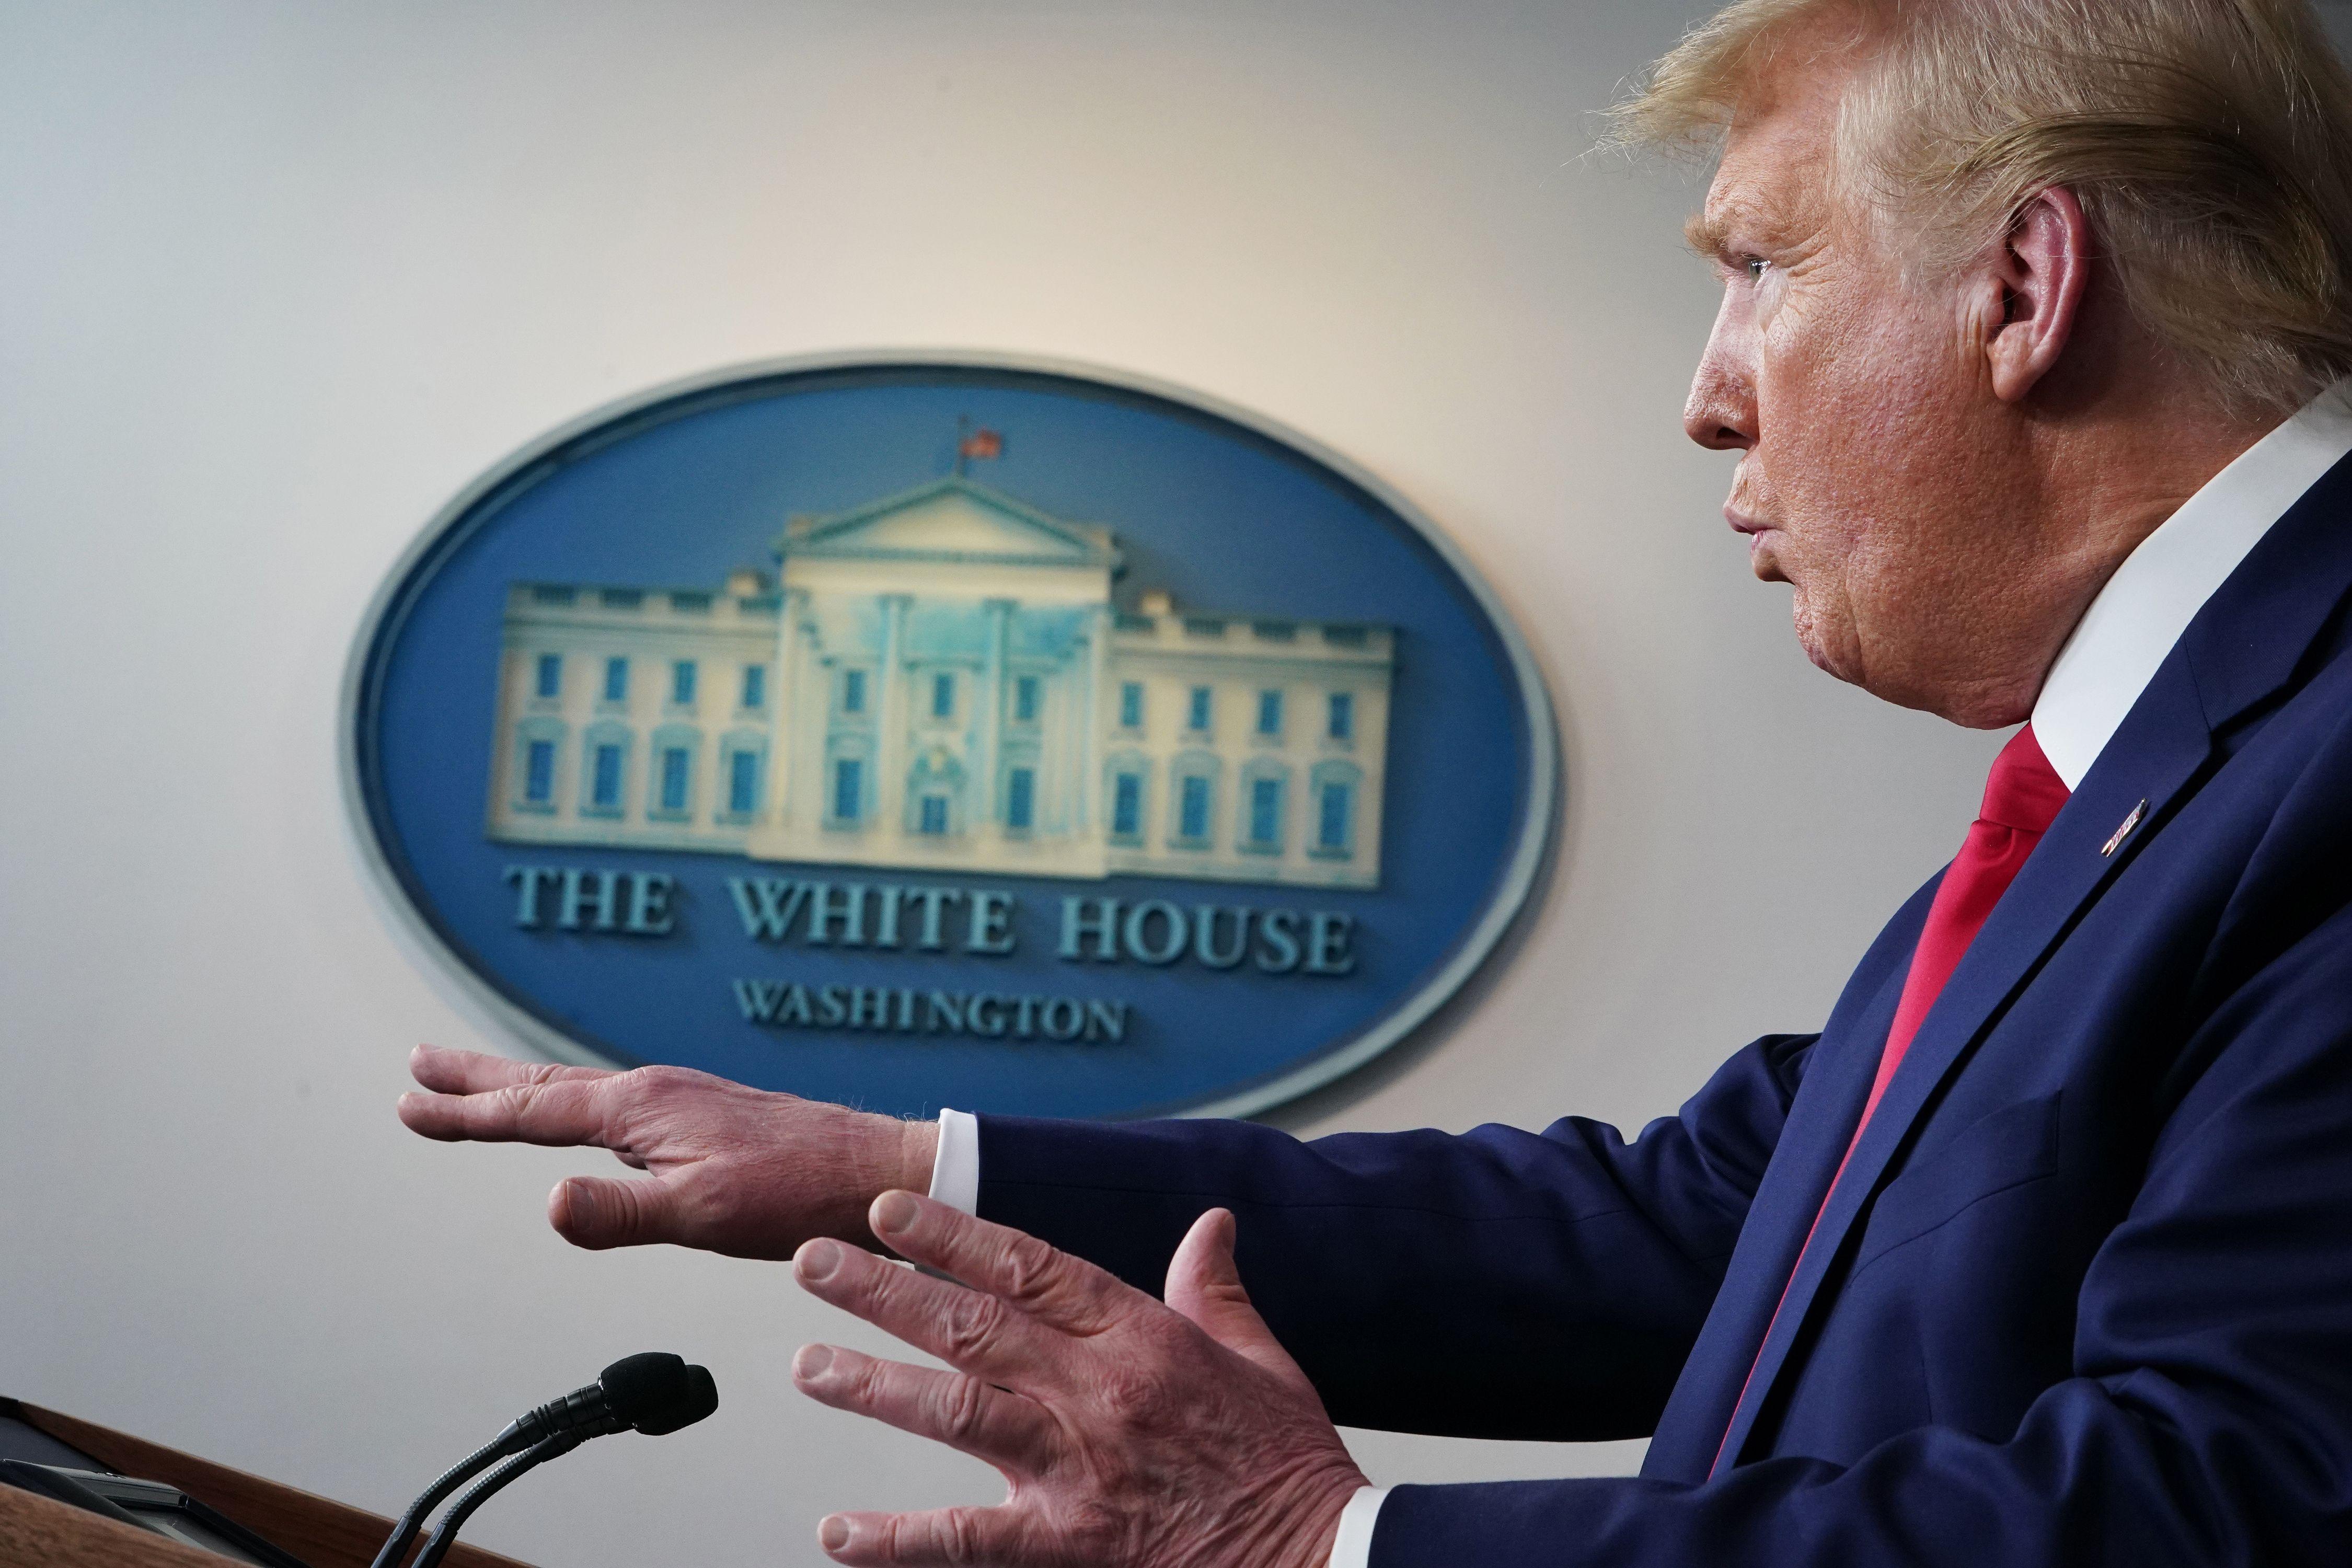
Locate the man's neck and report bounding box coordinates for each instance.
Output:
[1986,382,2276,725]
[2026,379,2352,787]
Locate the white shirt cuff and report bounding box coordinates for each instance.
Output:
[1328,1484,1389,1568]
[928,1108,982,1214]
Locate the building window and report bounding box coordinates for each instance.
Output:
[514,719,567,813]
[1168,752,1219,847]
[1328,691,1354,741]
[728,748,759,816]
[647,725,700,818]
[671,661,697,707]
[603,657,629,704]
[1111,771,1143,840]
[534,654,561,699]
[841,668,867,714]
[1187,686,1212,732]
[1119,682,1144,729]
[1006,767,1035,830]
[656,746,688,813]
[1319,781,1353,851]
[1014,675,1040,723]
[524,740,555,803]
[717,732,766,822]
[1311,761,1362,857]
[919,794,950,835]
[1256,690,1283,736]
[590,744,624,812]
[832,758,863,823]
[1179,776,1210,841]
[1249,776,1282,847]
[932,672,956,719]
[741,665,766,710]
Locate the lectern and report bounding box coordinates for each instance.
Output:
[0,1399,535,1568]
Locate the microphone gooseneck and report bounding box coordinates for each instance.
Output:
[367,1429,513,1568]
[411,1432,582,1568]
[370,1353,717,1568]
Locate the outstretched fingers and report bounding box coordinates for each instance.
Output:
[793,1344,1058,1472]
[866,1191,1139,1336]
[793,1236,1058,1383]
[815,1506,1032,1567]
[397,1069,617,1147]
[408,1044,614,1095]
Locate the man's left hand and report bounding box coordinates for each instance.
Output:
[791,1191,1368,1566]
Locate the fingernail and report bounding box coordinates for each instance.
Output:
[793,1344,833,1381]
[797,1238,845,1282]
[818,1516,850,1553]
[871,1190,919,1236]
[563,1182,596,1227]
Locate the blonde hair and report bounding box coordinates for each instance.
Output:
[1611,0,2352,418]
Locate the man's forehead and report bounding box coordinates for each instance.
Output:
[1694,74,1846,248]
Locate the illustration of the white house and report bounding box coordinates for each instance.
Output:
[483,476,1393,888]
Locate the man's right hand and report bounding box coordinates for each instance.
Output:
[397,1045,938,1260]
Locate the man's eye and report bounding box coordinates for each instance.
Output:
[1742,256,1770,282]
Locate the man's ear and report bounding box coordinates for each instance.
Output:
[1985,186,2093,403]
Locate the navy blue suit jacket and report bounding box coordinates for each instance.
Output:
[973,456,2352,1564]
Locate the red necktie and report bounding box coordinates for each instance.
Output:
[1712,724,2071,1472]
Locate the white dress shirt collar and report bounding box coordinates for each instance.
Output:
[2032,381,2352,790]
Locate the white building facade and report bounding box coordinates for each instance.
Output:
[485,477,1392,888]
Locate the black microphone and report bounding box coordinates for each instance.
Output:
[501,1351,696,1448]
[371,1355,717,1568]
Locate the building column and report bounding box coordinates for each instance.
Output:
[769,587,805,827]
[873,593,910,836]
[1077,605,1106,834]
[973,597,1013,835]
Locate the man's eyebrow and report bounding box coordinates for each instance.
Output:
[1685,209,1730,257]
[1686,195,1775,259]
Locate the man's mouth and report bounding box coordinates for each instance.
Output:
[1725,508,1774,559]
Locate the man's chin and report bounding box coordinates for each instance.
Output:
[1789,599,1864,687]
[1799,637,1850,681]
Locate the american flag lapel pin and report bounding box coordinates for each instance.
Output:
[2101,799,2148,857]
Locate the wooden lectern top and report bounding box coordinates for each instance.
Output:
[0,1399,538,1568]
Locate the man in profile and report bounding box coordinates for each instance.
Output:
[401,0,2352,1562]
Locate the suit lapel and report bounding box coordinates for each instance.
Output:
[1707,448,2352,1475]
[1641,910,1918,1481]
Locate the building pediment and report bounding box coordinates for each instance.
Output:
[782,478,1121,569]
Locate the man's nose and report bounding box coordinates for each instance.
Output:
[1684,291,1757,452]
[1684,358,1755,452]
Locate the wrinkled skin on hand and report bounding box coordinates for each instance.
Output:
[397,1045,935,1258]
[791,1191,1366,1568]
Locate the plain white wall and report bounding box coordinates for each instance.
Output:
[0,1,2103,1561]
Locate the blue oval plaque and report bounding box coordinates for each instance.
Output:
[343,354,1555,1119]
